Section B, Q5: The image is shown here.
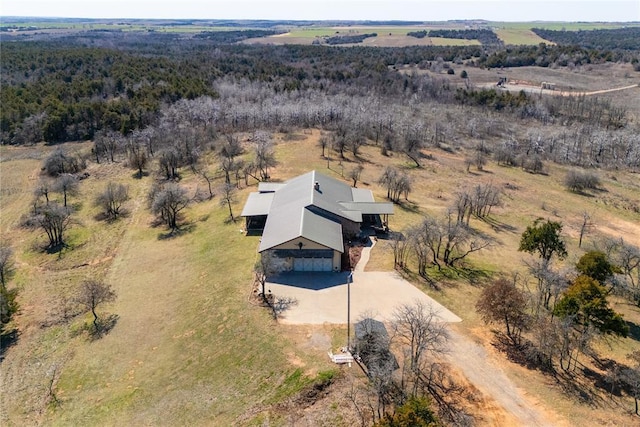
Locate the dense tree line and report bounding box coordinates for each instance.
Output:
[532,27,640,51]
[475,42,638,69]
[1,42,216,143]
[427,28,502,46]
[324,33,377,45]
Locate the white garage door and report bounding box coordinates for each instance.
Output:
[293,257,333,272]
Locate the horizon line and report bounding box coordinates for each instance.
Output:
[2,16,640,24]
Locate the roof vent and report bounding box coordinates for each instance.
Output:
[314,181,320,191]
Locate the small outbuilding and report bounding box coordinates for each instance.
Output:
[241,170,394,272]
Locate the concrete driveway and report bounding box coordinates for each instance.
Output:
[265,239,461,325]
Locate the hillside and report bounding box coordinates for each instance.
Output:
[1,124,639,424]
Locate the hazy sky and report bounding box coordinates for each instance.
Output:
[2,1,639,22]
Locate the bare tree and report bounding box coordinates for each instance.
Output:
[197,167,216,200]
[52,174,79,207]
[454,184,501,226]
[400,124,425,167]
[126,138,148,178]
[565,170,601,193]
[43,147,85,177]
[578,211,592,248]
[219,182,237,222]
[105,131,124,163]
[389,232,411,269]
[95,182,129,221]
[378,166,411,203]
[476,278,529,344]
[440,213,490,268]
[157,147,181,180]
[34,178,52,205]
[252,132,277,181]
[149,183,190,230]
[623,351,640,415]
[331,129,348,159]
[0,243,14,290]
[391,301,449,397]
[220,156,241,186]
[318,134,329,158]
[526,259,568,311]
[32,203,71,249]
[348,164,364,187]
[219,134,243,160]
[354,315,396,419]
[254,251,282,301]
[75,280,116,331]
[409,223,435,279]
[348,131,366,157]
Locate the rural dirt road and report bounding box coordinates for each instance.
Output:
[484,81,639,98]
[446,329,557,426]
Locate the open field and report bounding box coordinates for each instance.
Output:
[250,33,481,47]
[494,28,551,45]
[491,21,640,31]
[5,19,640,47]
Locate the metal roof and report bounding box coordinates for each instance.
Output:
[351,188,375,202]
[258,182,285,193]
[244,170,393,252]
[338,202,395,215]
[240,192,274,217]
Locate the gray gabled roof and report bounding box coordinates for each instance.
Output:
[243,170,393,253]
[240,192,274,217]
[258,182,286,193]
[338,201,395,215]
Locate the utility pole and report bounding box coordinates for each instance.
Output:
[347,270,353,352]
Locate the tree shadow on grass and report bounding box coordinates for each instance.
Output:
[45,242,68,255]
[0,329,19,363]
[493,333,613,406]
[625,320,640,341]
[491,332,551,372]
[157,223,196,240]
[445,266,491,287]
[396,200,421,214]
[131,171,150,180]
[481,216,518,234]
[87,314,119,341]
[94,210,129,222]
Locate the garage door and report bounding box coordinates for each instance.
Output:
[293,256,333,272]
